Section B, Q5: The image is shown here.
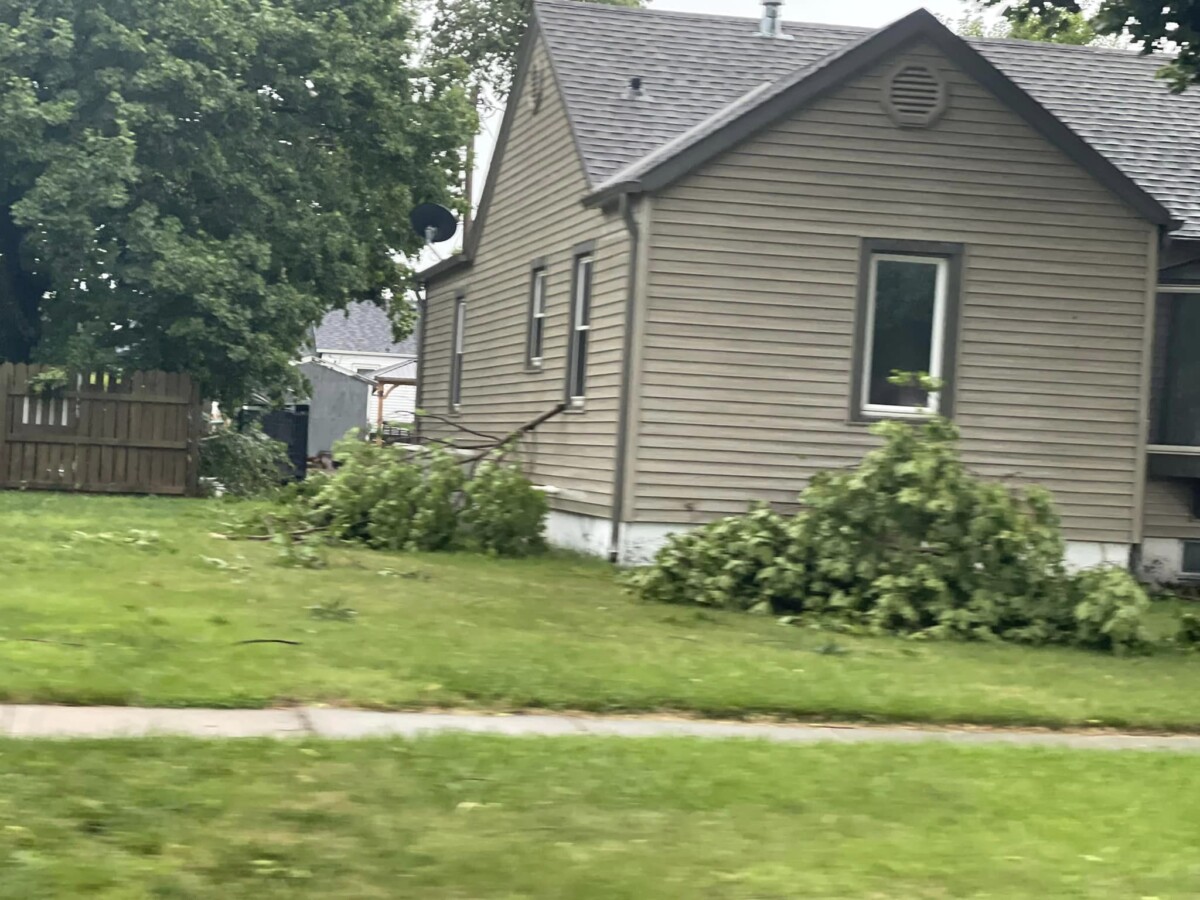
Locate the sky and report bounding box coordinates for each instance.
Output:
[649,0,962,27]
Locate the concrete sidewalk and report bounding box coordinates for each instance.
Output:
[2,705,1200,751]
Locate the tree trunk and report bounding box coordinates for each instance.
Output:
[0,206,43,362]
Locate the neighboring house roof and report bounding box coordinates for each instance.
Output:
[313,302,419,355]
[534,0,1199,237]
[373,358,418,382]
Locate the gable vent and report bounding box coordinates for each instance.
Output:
[882,64,947,128]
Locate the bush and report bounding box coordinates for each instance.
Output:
[199,422,290,497]
[304,436,546,557]
[631,505,800,612]
[460,459,548,557]
[628,413,1158,654]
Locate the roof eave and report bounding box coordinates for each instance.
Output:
[417,253,472,283]
[583,180,641,208]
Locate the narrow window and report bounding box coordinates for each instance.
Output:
[527,266,547,368]
[853,241,962,420]
[449,294,466,411]
[566,253,593,404]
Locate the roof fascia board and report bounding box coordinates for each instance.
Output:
[586,9,1177,229]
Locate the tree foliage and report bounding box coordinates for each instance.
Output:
[953,1,1104,42]
[302,436,548,556]
[199,421,290,497]
[427,0,641,97]
[628,407,1159,655]
[986,0,1200,89]
[0,0,473,404]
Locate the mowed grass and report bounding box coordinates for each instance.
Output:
[2,491,1200,728]
[1,735,1199,898]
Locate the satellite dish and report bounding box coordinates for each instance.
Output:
[410,203,457,244]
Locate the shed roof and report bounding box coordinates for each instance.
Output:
[313,302,418,356]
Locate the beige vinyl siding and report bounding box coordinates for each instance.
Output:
[633,42,1156,543]
[421,36,628,518]
[1143,477,1200,540]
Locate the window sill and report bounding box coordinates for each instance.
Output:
[848,411,936,426]
[524,364,545,375]
[565,398,586,414]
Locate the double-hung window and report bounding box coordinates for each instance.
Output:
[566,249,594,405]
[853,239,962,420]
[449,293,466,411]
[527,265,547,369]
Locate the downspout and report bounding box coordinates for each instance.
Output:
[1131,225,1164,555]
[609,193,641,563]
[413,282,428,443]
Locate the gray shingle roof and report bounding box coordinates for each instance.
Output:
[313,302,418,356]
[535,0,1200,238]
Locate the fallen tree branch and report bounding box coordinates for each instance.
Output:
[460,403,568,464]
[217,527,327,542]
[233,639,303,646]
[14,638,85,648]
[416,411,503,443]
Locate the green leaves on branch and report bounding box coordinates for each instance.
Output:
[303,435,548,557]
[199,423,291,498]
[986,0,1200,90]
[629,413,1160,654]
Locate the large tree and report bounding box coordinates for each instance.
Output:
[427,0,640,98]
[985,1,1200,89]
[0,0,472,404]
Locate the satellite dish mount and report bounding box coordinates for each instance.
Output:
[409,203,458,245]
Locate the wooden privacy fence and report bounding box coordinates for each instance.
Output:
[0,364,203,496]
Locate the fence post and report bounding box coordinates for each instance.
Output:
[186,377,202,496]
[0,363,9,481]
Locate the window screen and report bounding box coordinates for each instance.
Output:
[567,255,593,402]
[862,254,947,414]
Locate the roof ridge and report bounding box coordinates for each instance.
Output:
[534,0,870,34]
[970,35,1173,62]
[537,0,1172,63]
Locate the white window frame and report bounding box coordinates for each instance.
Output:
[566,254,593,406]
[860,252,949,418]
[449,295,466,412]
[527,267,547,368]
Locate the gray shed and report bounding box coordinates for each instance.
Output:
[296,358,375,456]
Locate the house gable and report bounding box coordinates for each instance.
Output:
[586,9,1175,232]
[630,37,1157,545]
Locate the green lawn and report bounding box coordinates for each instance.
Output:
[0,735,1198,898]
[2,491,1199,729]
